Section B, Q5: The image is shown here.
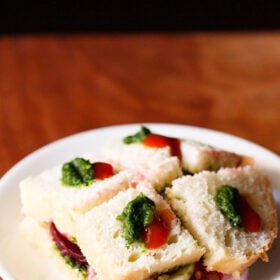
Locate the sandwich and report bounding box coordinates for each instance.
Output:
[75,182,205,280]
[103,126,183,191]
[103,126,250,191]
[20,156,135,280]
[166,165,278,277]
[20,156,134,237]
[20,216,93,280]
[19,126,277,280]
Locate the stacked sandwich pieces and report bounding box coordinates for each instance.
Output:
[20,126,277,280]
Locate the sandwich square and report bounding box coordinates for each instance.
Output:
[20,158,134,236]
[104,137,182,191]
[103,126,248,191]
[76,182,204,280]
[166,166,277,275]
[180,138,245,173]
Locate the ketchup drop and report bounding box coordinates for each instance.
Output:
[92,162,114,180]
[142,134,182,160]
[239,195,262,233]
[142,208,175,249]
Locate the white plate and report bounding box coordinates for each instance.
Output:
[0,123,279,280]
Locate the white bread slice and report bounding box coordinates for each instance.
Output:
[166,166,277,276]
[20,163,134,237]
[103,138,183,191]
[180,139,249,174]
[20,217,91,280]
[103,134,249,191]
[75,182,205,280]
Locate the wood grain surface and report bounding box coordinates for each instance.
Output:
[0,30,280,280]
[0,32,280,180]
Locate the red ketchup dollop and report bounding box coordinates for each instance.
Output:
[142,134,182,160]
[239,195,262,233]
[50,222,88,266]
[92,162,114,180]
[142,208,175,249]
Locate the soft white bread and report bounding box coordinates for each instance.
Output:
[20,217,89,280]
[103,138,182,191]
[103,133,249,192]
[75,182,205,280]
[180,139,249,174]
[166,166,277,276]
[20,164,134,237]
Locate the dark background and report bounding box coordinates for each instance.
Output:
[1,1,280,34]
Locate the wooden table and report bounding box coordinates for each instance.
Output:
[0,32,280,179]
[0,30,280,280]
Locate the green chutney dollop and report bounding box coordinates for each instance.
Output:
[214,185,242,228]
[61,157,93,187]
[123,126,151,144]
[117,193,156,246]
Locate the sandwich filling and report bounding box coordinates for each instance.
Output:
[50,222,89,277]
